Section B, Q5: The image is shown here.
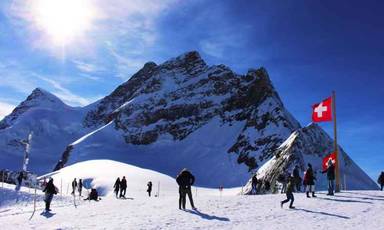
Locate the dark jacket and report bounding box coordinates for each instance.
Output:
[43,180,57,195]
[114,179,121,191]
[378,173,384,185]
[293,167,300,178]
[322,164,335,180]
[147,182,152,192]
[304,167,315,185]
[286,180,294,193]
[72,180,77,188]
[252,175,258,186]
[176,170,195,189]
[120,178,127,189]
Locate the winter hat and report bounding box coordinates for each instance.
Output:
[308,163,312,168]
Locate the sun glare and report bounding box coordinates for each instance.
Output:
[32,0,95,45]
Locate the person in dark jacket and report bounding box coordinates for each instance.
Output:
[378,172,384,191]
[78,179,83,197]
[176,168,196,210]
[281,176,295,209]
[322,159,336,195]
[304,163,316,198]
[113,177,120,198]
[120,176,127,198]
[147,181,153,197]
[85,188,99,201]
[292,165,301,192]
[71,178,77,195]
[43,178,58,211]
[15,172,23,191]
[251,175,258,195]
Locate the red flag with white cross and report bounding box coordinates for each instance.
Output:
[322,152,337,171]
[312,97,332,122]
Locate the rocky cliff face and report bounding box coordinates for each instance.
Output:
[61,51,300,175]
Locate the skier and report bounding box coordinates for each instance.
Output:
[176,168,196,210]
[322,159,335,195]
[292,165,301,192]
[71,178,77,195]
[43,178,58,211]
[378,172,384,191]
[251,175,258,195]
[120,176,127,198]
[113,177,121,198]
[147,181,152,197]
[281,176,295,209]
[304,163,316,198]
[78,179,83,197]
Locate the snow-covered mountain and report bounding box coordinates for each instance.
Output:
[0,51,377,189]
[52,51,301,187]
[0,88,91,173]
[243,123,379,193]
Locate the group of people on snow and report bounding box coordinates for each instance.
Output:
[71,178,83,196]
[113,176,127,198]
[250,160,338,209]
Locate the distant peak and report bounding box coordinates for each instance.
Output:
[23,87,66,108]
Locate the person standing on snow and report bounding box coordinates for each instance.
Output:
[71,178,77,195]
[43,178,58,211]
[378,172,384,191]
[322,159,336,195]
[304,163,316,198]
[147,181,153,197]
[281,176,295,209]
[251,175,258,195]
[78,179,83,197]
[176,168,196,210]
[292,165,301,192]
[120,176,127,198]
[113,177,121,198]
[15,172,23,191]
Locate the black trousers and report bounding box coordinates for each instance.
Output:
[179,187,195,209]
[120,187,126,197]
[282,192,294,207]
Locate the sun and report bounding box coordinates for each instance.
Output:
[32,0,96,46]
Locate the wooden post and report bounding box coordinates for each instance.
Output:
[332,91,341,192]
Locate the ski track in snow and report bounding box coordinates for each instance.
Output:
[1,184,384,230]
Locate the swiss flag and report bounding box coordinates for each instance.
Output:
[322,152,337,171]
[312,97,332,122]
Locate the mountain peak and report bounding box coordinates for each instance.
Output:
[25,87,64,106]
[161,51,207,74]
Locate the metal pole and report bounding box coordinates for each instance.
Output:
[332,91,341,192]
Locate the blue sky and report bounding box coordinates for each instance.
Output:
[0,0,383,180]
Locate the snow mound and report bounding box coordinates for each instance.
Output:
[41,160,180,196]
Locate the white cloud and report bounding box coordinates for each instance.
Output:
[0,101,16,120]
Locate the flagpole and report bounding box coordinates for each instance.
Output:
[332,91,341,192]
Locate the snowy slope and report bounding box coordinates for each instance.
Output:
[0,88,91,174]
[1,172,384,230]
[243,123,378,193]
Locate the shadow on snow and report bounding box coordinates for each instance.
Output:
[316,197,372,204]
[294,208,350,219]
[184,209,230,222]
